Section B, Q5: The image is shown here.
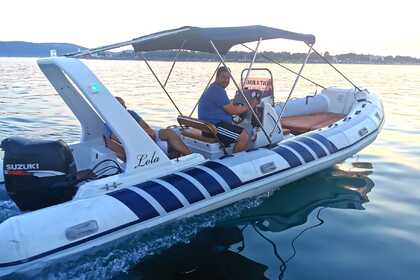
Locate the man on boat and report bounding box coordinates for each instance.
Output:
[198,67,257,152]
[112,97,191,158]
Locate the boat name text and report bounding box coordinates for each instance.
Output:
[135,152,159,168]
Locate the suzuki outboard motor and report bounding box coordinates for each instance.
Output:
[1,137,77,211]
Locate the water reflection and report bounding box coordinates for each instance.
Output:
[118,161,374,280]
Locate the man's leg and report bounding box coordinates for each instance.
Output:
[159,129,192,156]
[215,122,248,153]
[233,130,249,153]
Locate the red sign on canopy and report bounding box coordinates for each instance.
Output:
[243,77,273,91]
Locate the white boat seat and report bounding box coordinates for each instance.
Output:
[281,112,345,134]
[177,116,221,144]
[181,127,219,143]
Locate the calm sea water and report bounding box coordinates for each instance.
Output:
[1,58,420,280]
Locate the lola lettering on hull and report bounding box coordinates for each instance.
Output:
[135,151,160,168]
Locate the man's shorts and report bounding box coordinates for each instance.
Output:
[215,121,244,146]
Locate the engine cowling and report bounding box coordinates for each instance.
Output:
[1,136,77,211]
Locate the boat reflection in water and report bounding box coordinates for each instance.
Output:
[118,160,374,280]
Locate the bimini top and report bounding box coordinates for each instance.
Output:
[131,25,316,55]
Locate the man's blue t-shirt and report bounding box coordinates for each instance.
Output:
[198,83,231,124]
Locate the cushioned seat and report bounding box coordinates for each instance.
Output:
[177,116,220,144]
[281,112,345,134]
[181,127,218,143]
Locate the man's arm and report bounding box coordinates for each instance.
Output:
[138,119,157,141]
[223,98,258,115]
[128,110,156,140]
[223,103,249,115]
[129,110,157,140]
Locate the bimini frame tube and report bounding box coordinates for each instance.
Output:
[309,45,362,92]
[163,40,186,87]
[138,40,188,117]
[270,44,313,136]
[140,53,184,116]
[209,40,272,145]
[67,40,134,58]
[240,43,326,90]
[189,61,222,117]
[243,38,262,85]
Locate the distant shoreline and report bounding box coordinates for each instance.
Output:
[1,41,419,65]
[1,56,420,66]
[85,56,420,66]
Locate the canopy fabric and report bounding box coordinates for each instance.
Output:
[131,25,315,55]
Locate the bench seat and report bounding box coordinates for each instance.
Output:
[181,127,218,143]
[177,116,220,144]
[281,112,345,134]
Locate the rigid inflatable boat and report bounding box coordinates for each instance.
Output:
[0,25,384,276]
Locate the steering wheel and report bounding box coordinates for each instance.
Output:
[232,90,262,124]
[232,102,248,124]
[250,89,263,100]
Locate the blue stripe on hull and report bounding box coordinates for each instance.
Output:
[135,181,183,212]
[307,133,338,153]
[183,168,225,196]
[272,146,301,167]
[202,161,242,189]
[282,141,315,162]
[296,137,327,158]
[107,189,159,221]
[160,174,205,203]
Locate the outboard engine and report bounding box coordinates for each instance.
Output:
[1,137,77,211]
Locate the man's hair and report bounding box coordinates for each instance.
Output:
[216,66,230,78]
[115,96,126,107]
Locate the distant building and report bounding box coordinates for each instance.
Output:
[50,49,57,57]
[369,55,383,63]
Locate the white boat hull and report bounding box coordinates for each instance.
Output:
[0,91,384,276]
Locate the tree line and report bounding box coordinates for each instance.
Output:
[92,50,420,65]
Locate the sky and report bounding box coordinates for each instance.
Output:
[1,0,419,57]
